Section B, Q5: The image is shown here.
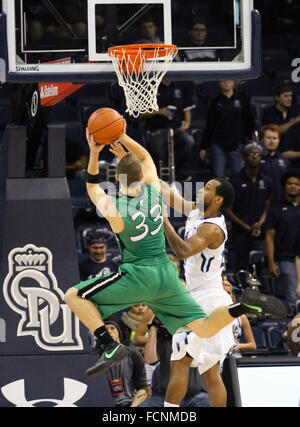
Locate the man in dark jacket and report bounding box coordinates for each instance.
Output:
[260,124,290,202]
[200,80,255,177]
[225,142,272,271]
[90,319,148,407]
[265,168,300,304]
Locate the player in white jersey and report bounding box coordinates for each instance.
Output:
[161,178,236,407]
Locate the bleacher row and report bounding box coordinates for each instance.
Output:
[246,320,290,355]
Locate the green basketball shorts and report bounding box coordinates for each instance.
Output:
[74,255,207,335]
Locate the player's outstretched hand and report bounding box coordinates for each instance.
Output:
[86,128,105,154]
[109,142,128,160]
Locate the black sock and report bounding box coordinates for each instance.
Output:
[228,302,248,318]
[93,326,114,347]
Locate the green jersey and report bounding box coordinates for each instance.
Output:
[113,183,166,263]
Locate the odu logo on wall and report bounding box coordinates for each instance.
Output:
[3,244,83,351]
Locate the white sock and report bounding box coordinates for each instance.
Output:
[164,401,179,407]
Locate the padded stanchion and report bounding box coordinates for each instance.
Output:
[47,124,66,177]
[0,126,89,356]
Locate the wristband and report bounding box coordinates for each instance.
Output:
[86,172,101,183]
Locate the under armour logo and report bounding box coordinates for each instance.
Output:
[1,378,87,407]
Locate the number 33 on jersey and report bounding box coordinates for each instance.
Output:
[113,184,166,263]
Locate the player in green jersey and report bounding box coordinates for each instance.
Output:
[64,128,287,378]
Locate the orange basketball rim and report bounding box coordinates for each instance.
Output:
[108,44,178,118]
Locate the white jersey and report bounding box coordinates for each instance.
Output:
[171,209,235,374]
[184,209,227,294]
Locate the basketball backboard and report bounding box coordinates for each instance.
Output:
[0,0,261,83]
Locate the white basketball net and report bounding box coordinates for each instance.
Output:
[109,45,178,118]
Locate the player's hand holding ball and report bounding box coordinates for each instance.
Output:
[86,128,105,154]
[109,142,128,160]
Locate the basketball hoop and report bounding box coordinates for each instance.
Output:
[108,44,178,118]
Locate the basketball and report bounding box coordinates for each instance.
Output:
[87,107,126,145]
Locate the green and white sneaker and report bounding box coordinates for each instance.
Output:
[86,342,129,377]
[241,287,287,319]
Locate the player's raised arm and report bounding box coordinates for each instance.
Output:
[160,179,196,217]
[85,129,124,233]
[118,133,160,191]
[163,215,224,260]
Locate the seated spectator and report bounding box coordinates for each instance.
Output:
[261,84,300,166]
[141,80,196,181]
[200,80,255,178]
[119,303,149,347]
[137,312,209,407]
[79,229,118,281]
[225,141,272,271]
[265,168,300,304]
[135,18,163,44]
[260,124,290,202]
[222,280,257,357]
[94,319,148,407]
[180,18,217,62]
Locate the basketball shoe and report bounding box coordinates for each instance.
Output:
[241,287,287,319]
[86,341,129,377]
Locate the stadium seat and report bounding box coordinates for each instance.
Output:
[48,99,80,123]
[262,35,288,58]
[263,56,293,80]
[79,103,101,127]
[286,34,300,57]
[285,302,296,318]
[251,96,274,128]
[196,81,219,100]
[190,104,208,130]
[251,326,268,350]
[249,250,265,265]
[243,77,274,97]
[266,325,288,351]
[65,122,86,144]
[258,276,275,295]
